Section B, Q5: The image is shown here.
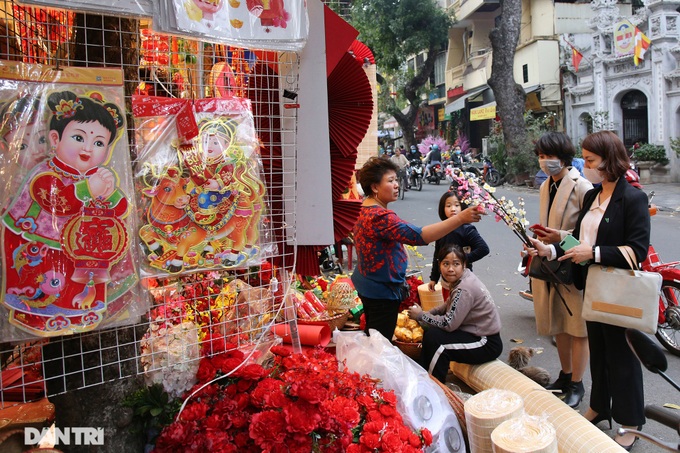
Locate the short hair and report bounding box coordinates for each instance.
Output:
[357,156,399,196]
[534,132,576,167]
[437,191,467,220]
[436,243,467,266]
[581,131,629,181]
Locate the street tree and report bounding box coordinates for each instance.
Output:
[350,0,453,149]
[488,0,532,180]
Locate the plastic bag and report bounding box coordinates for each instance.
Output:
[0,61,142,340]
[334,329,462,443]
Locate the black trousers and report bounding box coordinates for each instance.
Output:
[587,320,645,426]
[360,295,400,341]
[420,329,503,383]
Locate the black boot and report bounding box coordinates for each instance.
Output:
[545,370,572,393]
[563,381,585,408]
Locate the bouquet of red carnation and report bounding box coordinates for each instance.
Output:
[153,345,432,452]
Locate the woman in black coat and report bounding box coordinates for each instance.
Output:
[528,131,650,450]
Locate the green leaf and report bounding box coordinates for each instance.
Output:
[150,407,163,417]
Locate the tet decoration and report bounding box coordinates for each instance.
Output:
[154,0,308,51]
[133,96,269,276]
[447,168,532,247]
[0,61,140,339]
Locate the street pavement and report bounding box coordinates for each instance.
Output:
[644,182,680,213]
[386,179,680,452]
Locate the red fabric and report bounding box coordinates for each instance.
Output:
[572,48,583,73]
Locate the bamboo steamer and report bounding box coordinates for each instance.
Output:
[491,414,557,453]
[417,283,444,311]
[464,388,524,453]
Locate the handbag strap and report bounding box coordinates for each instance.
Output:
[618,246,639,271]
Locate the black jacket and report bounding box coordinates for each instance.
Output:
[430,224,490,282]
[565,177,650,291]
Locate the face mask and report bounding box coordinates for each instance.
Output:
[583,167,604,184]
[539,159,563,176]
[455,150,461,155]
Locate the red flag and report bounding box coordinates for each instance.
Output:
[572,47,583,72]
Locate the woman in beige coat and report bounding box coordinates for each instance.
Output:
[530,132,592,408]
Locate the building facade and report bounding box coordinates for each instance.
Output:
[562,0,680,182]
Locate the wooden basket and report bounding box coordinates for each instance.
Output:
[393,340,422,360]
[418,283,444,311]
[298,311,350,332]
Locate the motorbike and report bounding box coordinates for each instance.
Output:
[424,162,445,185]
[409,161,423,191]
[483,157,503,187]
[641,192,680,356]
[621,328,680,451]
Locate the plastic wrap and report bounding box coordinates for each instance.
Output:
[152,0,309,51]
[334,329,463,444]
[491,412,557,453]
[132,95,271,277]
[464,388,524,453]
[0,62,141,340]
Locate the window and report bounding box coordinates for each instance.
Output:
[434,52,446,86]
[522,64,529,83]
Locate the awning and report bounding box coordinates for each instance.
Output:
[444,85,487,114]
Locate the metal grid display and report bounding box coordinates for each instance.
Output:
[0,0,299,407]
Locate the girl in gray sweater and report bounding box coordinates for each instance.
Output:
[409,244,502,383]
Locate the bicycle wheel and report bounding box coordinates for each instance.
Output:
[655,279,680,357]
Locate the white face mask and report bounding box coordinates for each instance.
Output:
[583,167,604,184]
[539,159,563,176]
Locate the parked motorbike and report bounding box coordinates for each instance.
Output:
[483,157,503,187]
[409,161,423,191]
[424,163,445,185]
[621,329,680,451]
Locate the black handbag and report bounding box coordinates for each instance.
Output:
[529,256,573,286]
[528,256,574,316]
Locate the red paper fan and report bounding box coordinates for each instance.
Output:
[330,146,357,200]
[332,199,362,242]
[349,40,375,65]
[295,245,326,277]
[328,52,373,158]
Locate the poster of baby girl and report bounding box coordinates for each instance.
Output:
[0,63,139,339]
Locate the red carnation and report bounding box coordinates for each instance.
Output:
[420,428,433,446]
[381,431,404,451]
[360,432,381,450]
[181,401,209,422]
[284,400,321,434]
[235,363,267,380]
[249,410,286,448]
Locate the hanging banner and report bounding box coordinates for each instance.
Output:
[614,19,635,57]
[0,61,142,339]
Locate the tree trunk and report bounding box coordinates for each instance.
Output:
[488,0,529,178]
[387,43,438,149]
[42,14,146,452]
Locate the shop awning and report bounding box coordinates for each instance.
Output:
[444,85,487,114]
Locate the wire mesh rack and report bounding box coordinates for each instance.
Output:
[0,0,300,408]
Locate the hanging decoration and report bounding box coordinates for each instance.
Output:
[132,96,269,276]
[0,62,140,339]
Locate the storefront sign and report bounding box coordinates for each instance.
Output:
[438,108,445,122]
[470,105,496,121]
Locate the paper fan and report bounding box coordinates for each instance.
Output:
[328,52,373,158]
[349,40,375,65]
[330,146,357,200]
[332,199,362,242]
[295,245,326,277]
